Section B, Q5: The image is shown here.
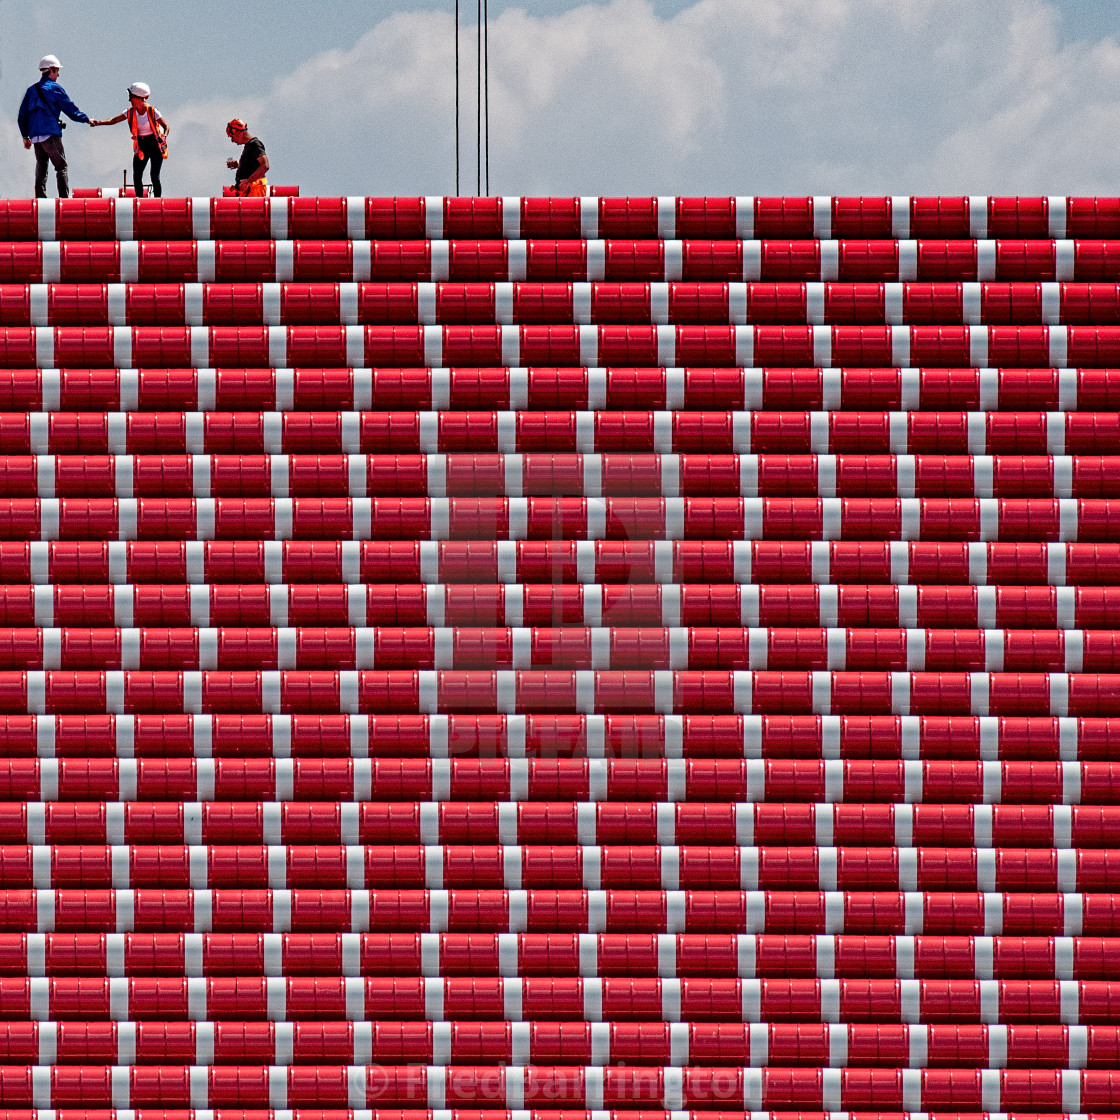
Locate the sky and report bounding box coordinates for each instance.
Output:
[2,0,1120,199]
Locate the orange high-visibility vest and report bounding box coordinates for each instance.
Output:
[127,105,168,160]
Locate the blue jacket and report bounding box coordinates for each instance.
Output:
[17,76,89,139]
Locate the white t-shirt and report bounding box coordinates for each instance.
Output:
[131,105,162,135]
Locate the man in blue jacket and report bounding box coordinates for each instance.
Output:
[18,55,92,198]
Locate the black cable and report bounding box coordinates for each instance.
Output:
[476,0,482,196]
[454,0,460,196]
[484,0,489,196]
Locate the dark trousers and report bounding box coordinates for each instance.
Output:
[133,134,164,197]
[33,135,68,198]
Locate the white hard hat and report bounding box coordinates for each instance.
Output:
[128,82,150,98]
[38,55,61,71]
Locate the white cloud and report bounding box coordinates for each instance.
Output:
[19,0,1120,199]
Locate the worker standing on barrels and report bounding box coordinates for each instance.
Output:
[17,54,93,199]
[91,82,170,198]
[225,118,269,197]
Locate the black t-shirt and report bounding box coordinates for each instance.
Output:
[236,137,266,184]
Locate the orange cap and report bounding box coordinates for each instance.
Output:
[226,118,248,137]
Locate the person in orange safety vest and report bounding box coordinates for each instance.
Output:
[91,82,169,197]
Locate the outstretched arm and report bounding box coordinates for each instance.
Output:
[91,112,128,127]
[56,90,90,124]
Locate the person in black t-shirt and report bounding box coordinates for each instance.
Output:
[225,118,269,196]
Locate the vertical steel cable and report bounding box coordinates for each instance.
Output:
[484,0,490,196]
[454,0,460,195]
